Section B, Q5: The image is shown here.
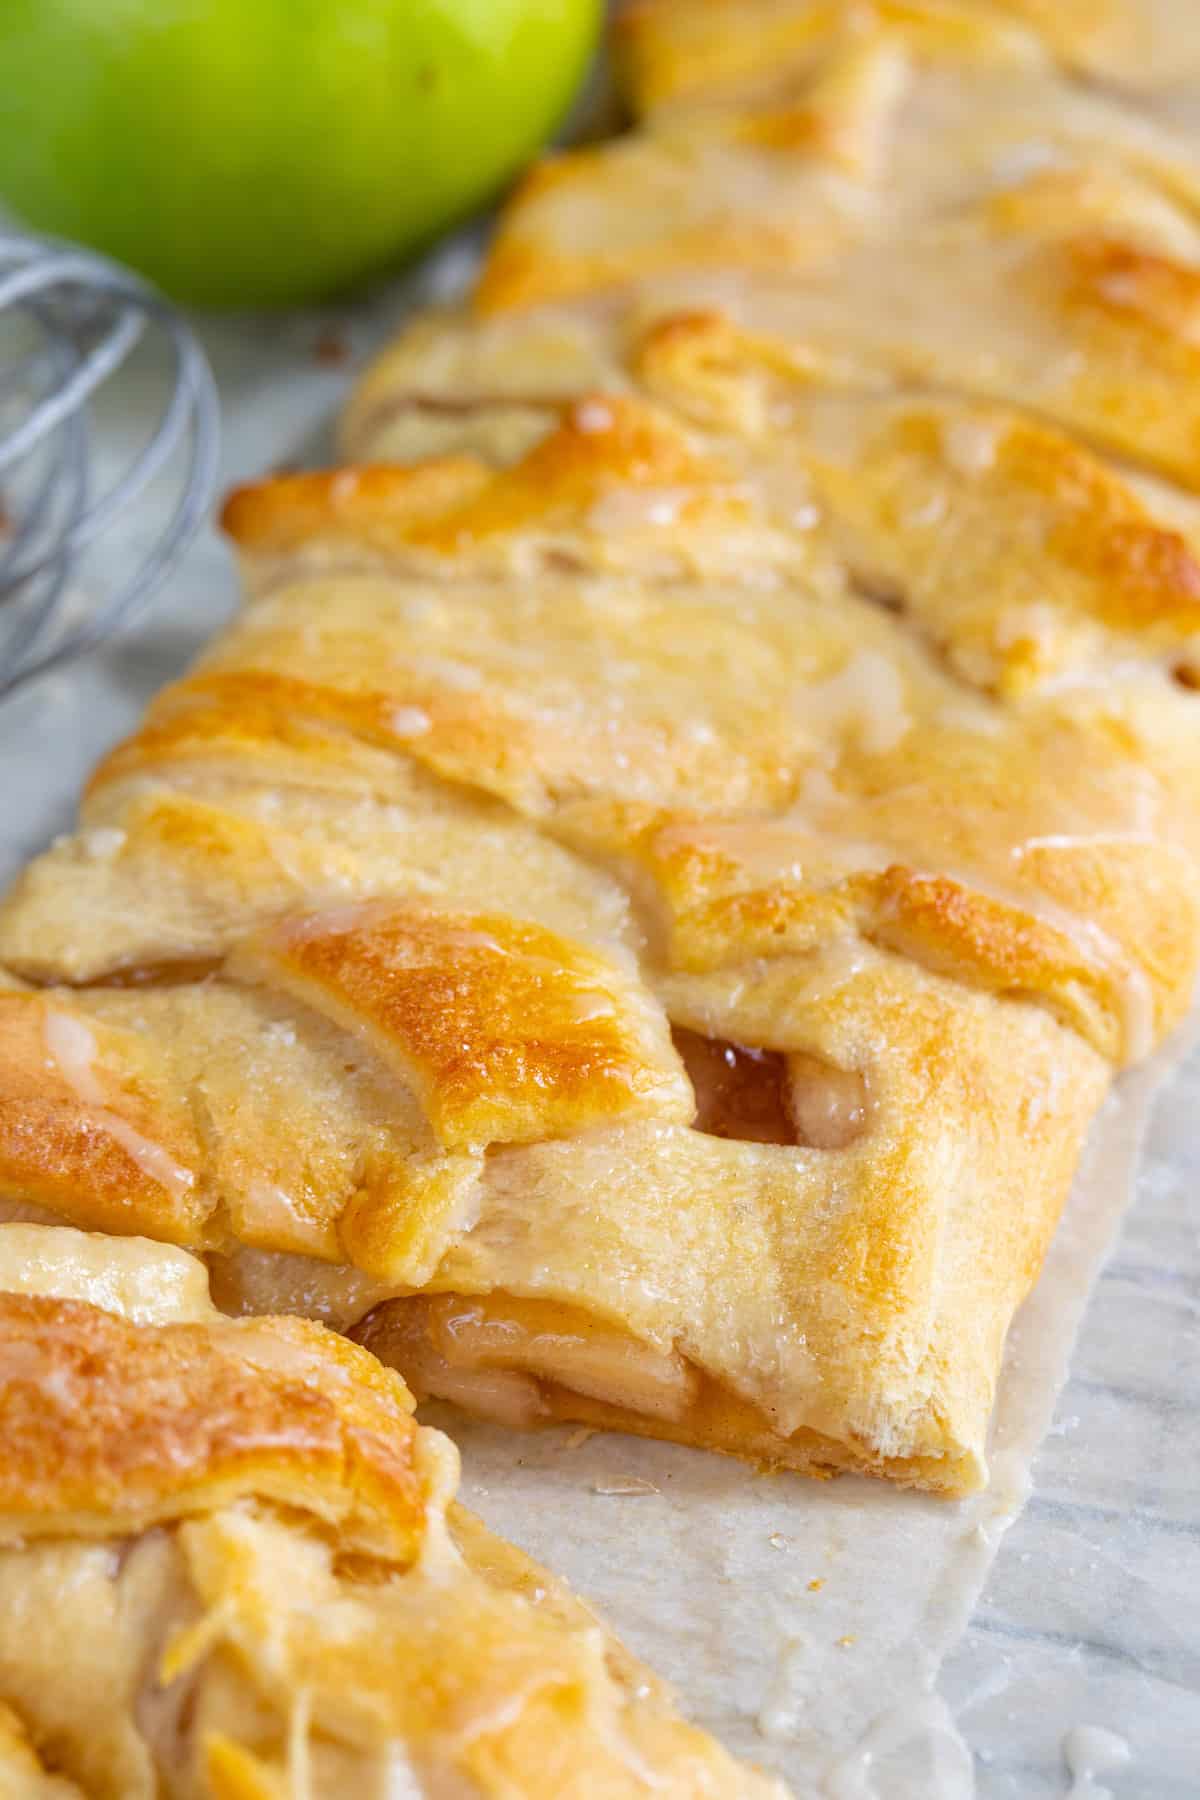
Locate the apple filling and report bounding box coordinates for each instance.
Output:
[672,1027,868,1150]
[355,1293,698,1428]
[356,1297,547,1429]
[350,1289,975,1491]
[786,1050,869,1151]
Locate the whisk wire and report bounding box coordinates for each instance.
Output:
[0,232,219,700]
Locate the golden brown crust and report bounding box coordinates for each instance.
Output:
[85,680,424,803]
[222,453,493,549]
[0,1292,423,1559]
[226,400,705,552]
[0,978,491,1283]
[614,0,1044,117]
[615,0,1200,115]
[226,394,822,589]
[0,993,210,1244]
[232,901,691,1150]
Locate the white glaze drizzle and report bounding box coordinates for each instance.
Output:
[1063,1725,1132,1800]
[379,1748,428,1799]
[662,799,1153,1060]
[822,1694,973,1799]
[940,414,1002,479]
[799,651,912,756]
[287,1686,314,1800]
[43,1011,196,1202]
[757,1634,813,1743]
[388,705,433,738]
[0,1223,214,1325]
[587,485,693,535]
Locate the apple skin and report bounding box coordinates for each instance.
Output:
[0,0,601,308]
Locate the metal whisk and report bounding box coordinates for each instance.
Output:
[0,233,220,701]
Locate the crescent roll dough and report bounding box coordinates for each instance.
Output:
[0,1223,781,1798]
[3,0,1199,1505]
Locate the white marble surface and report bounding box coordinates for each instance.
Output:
[941,1051,1200,1799]
[1,275,1197,1798]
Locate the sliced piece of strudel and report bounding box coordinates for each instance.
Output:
[0,1222,780,1798]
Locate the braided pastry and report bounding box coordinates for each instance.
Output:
[3,1,1197,1522]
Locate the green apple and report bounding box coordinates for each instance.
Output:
[0,0,601,307]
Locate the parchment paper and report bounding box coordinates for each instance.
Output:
[1,247,1196,1797]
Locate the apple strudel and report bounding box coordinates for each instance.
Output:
[2,0,1198,1502]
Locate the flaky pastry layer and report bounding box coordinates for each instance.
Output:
[0,1225,780,1799]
